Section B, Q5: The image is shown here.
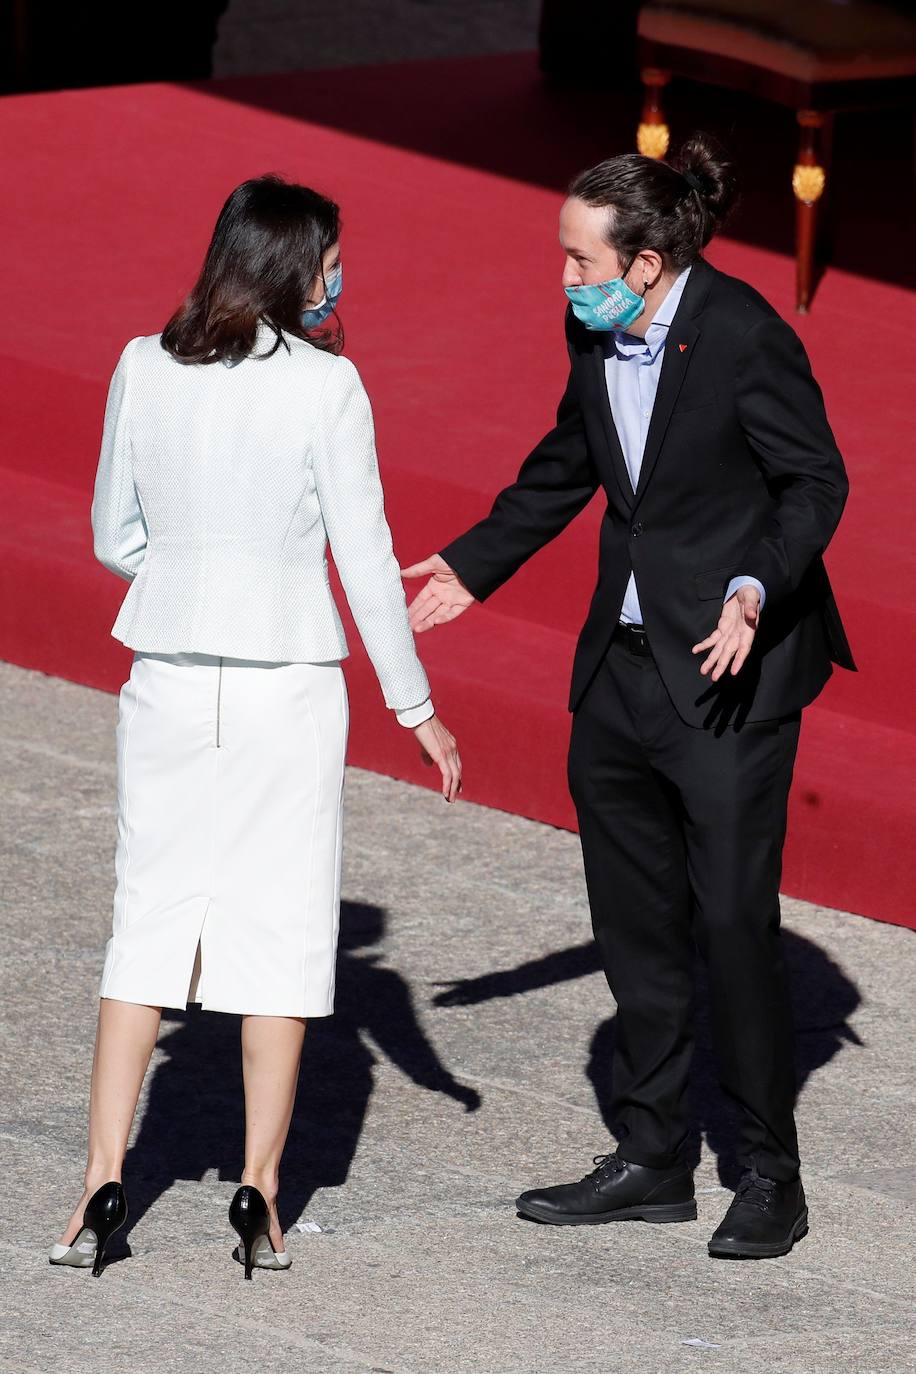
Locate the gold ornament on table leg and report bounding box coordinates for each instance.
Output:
[637,122,670,159]
[792,164,826,205]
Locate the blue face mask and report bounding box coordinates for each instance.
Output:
[301,262,343,329]
[564,269,646,332]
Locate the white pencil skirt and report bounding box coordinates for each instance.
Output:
[99,650,349,1017]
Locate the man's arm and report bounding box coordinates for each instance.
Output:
[733,314,849,607]
[438,368,599,602]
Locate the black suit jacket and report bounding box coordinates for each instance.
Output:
[440,258,855,727]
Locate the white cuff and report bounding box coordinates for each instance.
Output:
[724,576,766,611]
[395,698,435,728]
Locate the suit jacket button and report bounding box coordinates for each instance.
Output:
[631,522,642,537]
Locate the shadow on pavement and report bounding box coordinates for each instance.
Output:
[112,906,858,1257]
[116,900,480,1252]
[434,927,862,1187]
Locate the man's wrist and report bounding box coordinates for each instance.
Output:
[438,543,488,603]
[725,575,766,611]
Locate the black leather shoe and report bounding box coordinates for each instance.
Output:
[708,1165,808,1259]
[516,1151,696,1226]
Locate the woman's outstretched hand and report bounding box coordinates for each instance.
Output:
[414,715,462,802]
[401,554,475,633]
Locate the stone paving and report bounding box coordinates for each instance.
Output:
[0,659,913,1374]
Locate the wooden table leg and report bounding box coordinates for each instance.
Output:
[638,68,671,159]
[793,109,829,313]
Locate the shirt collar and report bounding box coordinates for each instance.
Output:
[611,264,692,362]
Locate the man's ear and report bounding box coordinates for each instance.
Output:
[635,249,664,289]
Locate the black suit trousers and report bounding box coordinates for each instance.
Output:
[567,633,802,1182]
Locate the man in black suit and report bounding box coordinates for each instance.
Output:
[403,137,854,1259]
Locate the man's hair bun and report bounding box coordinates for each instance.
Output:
[570,131,738,269]
[671,133,738,243]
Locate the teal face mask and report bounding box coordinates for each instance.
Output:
[564,269,645,332]
[301,262,342,329]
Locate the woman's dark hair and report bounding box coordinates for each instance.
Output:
[568,133,738,271]
[161,174,342,365]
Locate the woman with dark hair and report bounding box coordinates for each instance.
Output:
[49,174,460,1279]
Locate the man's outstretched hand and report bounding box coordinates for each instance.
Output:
[401,554,476,634]
[692,584,761,681]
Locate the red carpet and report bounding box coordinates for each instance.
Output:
[1,57,913,928]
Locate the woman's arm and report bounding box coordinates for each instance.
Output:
[90,338,148,582]
[312,357,432,718]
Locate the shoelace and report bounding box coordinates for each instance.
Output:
[731,1166,778,1213]
[587,1152,626,1185]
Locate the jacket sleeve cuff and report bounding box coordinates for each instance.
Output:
[395,698,435,728]
[437,543,491,603]
[724,576,766,611]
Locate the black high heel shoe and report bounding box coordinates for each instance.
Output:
[48,1181,128,1277]
[229,1184,290,1279]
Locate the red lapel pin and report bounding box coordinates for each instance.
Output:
[678,343,688,352]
